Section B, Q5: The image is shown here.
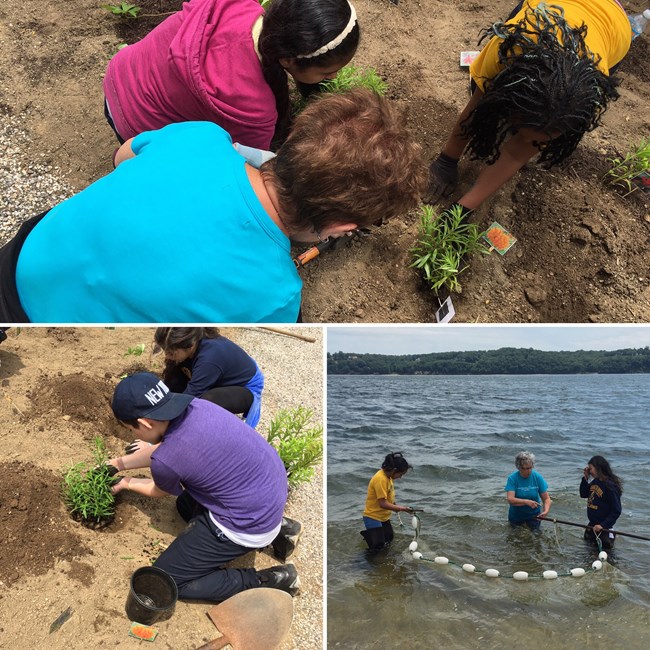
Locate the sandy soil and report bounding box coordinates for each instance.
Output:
[0,326,324,649]
[0,0,648,324]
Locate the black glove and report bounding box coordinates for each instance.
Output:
[427,153,459,201]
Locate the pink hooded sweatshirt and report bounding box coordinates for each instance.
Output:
[103,0,277,149]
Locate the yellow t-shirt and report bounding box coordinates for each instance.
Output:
[363,469,395,521]
[470,0,632,91]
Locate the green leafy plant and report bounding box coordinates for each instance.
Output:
[266,407,323,488]
[604,138,650,196]
[124,343,146,356]
[410,204,489,294]
[320,65,388,96]
[62,436,116,524]
[102,2,141,18]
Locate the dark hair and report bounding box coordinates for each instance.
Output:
[259,0,360,145]
[588,455,623,494]
[262,88,426,233]
[154,327,221,353]
[119,418,140,428]
[463,4,619,167]
[382,452,412,474]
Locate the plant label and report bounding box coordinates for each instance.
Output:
[483,222,517,255]
[435,296,456,323]
[460,51,480,67]
[129,622,158,642]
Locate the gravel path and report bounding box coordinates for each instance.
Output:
[0,111,74,246]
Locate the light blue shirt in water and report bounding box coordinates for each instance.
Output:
[15,122,301,322]
[505,469,548,522]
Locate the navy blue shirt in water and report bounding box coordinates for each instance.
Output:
[580,477,622,529]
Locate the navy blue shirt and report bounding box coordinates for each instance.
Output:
[580,477,622,529]
[180,337,258,397]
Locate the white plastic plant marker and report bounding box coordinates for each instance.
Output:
[435,296,455,323]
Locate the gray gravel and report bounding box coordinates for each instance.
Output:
[0,111,74,246]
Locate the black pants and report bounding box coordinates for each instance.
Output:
[0,212,48,323]
[154,492,260,602]
[104,98,125,144]
[361,520,394,551]
[163,364,254,415]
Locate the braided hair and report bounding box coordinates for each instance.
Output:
[259,0,359,147]
[463,3,619,166]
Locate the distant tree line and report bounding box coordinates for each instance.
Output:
[327,347,650,375]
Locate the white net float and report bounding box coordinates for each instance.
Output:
[462,563,476,573]
[412,551,423,560]
[591,560,603,571]
[411,516,419,529]
[409,541,418,552]
[513,571,529,581]
[598,551,608,561]
[543,570,558,580]
[485,569,500,578]
[434,556,449,565]
[570,568,586,577]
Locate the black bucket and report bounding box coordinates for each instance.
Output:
[125,566,178,625]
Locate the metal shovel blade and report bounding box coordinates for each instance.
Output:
[201,588,294,650]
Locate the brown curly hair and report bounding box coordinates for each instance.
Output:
[261,88,427,232]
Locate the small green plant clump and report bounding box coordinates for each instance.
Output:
[604,137,650,196]
[411,204,489,294]
[102,2,141,18]
[320,65,388,96]
[62,436,116,524]
[266,407,323,488]
[124,343,146,356]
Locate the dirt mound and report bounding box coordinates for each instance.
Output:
[27,373,114,424]
[0,462,88,586]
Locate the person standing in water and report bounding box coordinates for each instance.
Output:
[361,452,414,551]
[580,455,622,549]
[505,451,551,529]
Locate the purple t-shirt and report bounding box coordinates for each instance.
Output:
[151,399,287,535]
[104,0,277,148]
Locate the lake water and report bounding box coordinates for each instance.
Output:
[327,374,650,649]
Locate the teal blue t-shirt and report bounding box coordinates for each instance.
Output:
[15,122,301,322]
[505,470,548,522]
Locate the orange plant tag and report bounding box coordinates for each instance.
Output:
[483,222,516,255]
[129,622,158,642]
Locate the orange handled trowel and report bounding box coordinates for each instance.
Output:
[196,588,293,650]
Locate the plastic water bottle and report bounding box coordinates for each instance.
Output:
[630,9,650,40]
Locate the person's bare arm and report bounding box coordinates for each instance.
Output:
[441,88,485,160]
[112,476,169,498]
[114,138,136,167]
[458,132,541,210]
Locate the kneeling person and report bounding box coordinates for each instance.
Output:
[109,372,300,601]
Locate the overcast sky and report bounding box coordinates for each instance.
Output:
[326,325,650,355]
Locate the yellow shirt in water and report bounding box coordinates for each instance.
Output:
[363,469,395,521]
[470,0,632,91]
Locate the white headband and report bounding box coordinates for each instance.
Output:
[296,2,357,60]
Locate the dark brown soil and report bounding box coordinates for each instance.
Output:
[0,461,88,587]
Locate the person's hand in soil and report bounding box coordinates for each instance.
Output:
[427,153,459,202]
[125,439,153,455]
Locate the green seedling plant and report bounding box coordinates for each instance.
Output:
[320,65,388,96]
[266,407,323,488]
[62,436,116,524]
[293,65,388,114]
[102,2,141,18]
[124,343,146,356]
[411,204,489,294]
[604,137,650,196]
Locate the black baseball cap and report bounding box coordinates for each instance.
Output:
[112,372,193,421]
